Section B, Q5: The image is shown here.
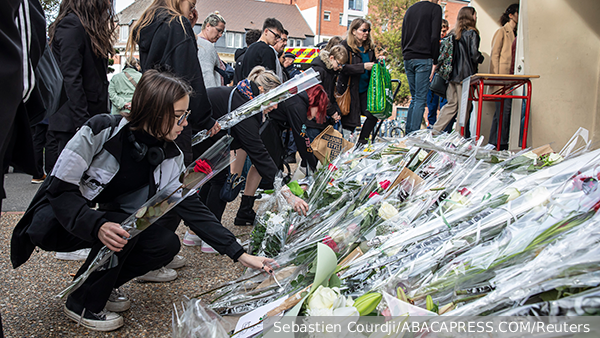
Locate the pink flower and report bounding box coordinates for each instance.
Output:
[379,180,391,190]
[328,163,338,171]
[369,191,379,198]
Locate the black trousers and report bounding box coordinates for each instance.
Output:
[31,123,49,179]
[46,130,74,173]
[194,138,228,221]
[357,91,378,144]
[28,203,180,313]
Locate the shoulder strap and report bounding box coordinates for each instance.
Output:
[124,71,138,87]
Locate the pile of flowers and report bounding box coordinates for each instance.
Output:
[179,128,600,335]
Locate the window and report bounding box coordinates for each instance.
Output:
[235,33,243,48]
[226,32,234,48]
[339,13,343,25]
[348,0,362,11]
[119,25,129,42]
[324,11,330,21]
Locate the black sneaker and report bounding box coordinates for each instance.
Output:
[64,296,123,331]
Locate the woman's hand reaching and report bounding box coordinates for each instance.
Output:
[238,253,279,275]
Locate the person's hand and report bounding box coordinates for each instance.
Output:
[429,65,437,82]
[238,253,279,275]
[208,121,221,137]
[292,196,309,216]
[364,62,375,71]
[332,112,341,123]
[123,102,132,110]
[189,8,198,27]
[377,55,386,61]
[98,222,130,252]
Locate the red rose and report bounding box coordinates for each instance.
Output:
[322,235,339,252]
[369,191,379,198]
[328,163,338,171]
[194,159,213,174]
[379,180,391,190]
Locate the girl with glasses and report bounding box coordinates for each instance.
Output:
[127,0,221,167]
[11,70,275,332]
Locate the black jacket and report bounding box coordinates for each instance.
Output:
[401,0,442,63]
[49,13,109,133]
[206,86,278,183]
[233,47,247,84]
[138,10,214,165]
[307,55,340,130]
[337,39,375,130]
[450,29,484,83]
[241,41,278,79]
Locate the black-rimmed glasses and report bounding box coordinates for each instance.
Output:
[267,28,281,41]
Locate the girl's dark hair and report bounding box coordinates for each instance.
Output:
[49,0,116,58]
[324,36,342,51]
[455,7,479,40]
[127,69,193,141]
[500,4,519,26]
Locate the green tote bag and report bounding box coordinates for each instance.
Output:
[367,59,393,120]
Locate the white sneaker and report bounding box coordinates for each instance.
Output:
[165,255,187,269]
[182,231,202,247]
[64,302,123,332]
[105,288,130,313]
[137,267,177,282]
[201,242,218,254]
[55,248,91,261]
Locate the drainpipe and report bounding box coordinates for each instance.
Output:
[317,0,322,43]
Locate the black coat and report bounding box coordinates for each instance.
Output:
[450,29,484,83]
[337,39,375,130]
[241,41,278,80]
[233,47,247,84]
[138,10,214,165]
[307,56,340,131]
[49,13,109,133]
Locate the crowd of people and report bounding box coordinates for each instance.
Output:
[0,0,520,333]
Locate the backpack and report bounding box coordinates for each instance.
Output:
[437,35,454,81]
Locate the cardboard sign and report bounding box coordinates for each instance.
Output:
[390,168,424,190]
[532,144,555,157]
[311,125,354,164]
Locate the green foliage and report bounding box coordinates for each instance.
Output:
[367,0,418,104]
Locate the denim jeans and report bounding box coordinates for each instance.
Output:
[404,59,433,134]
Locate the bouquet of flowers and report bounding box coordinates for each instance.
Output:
[57,135,234,299]
[192,69,321,146]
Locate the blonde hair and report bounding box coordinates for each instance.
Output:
[126,0,189,59]
[329,45,348,64]
[346,18,374,53]
[247,66,281,92]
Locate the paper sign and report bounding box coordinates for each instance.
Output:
[459,76,471,127]
[232,296,288,338]
[532,144,555,157]
[390,168,424,190]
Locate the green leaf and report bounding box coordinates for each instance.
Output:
[328,273,341,288]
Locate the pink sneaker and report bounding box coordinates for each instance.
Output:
[182,231,202,247]
[201,242,218,254]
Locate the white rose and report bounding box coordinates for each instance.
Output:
[332,306,359,317]
[307,286,338,310]
[329,227,346,244]
[522,151,538,160]
[548,152,564,164]
[504,187,520,202]
[378,202,399,220]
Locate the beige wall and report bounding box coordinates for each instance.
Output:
[471,0,600,151]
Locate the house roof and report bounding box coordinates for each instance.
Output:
[116,0,314,38]
[196,0,314,38]
[117,0,153,24]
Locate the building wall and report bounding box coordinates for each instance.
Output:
[442,0,469,29]
[472,0,600,150]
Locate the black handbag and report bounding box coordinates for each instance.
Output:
[429,73,448,99]
[219,89,246,202]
